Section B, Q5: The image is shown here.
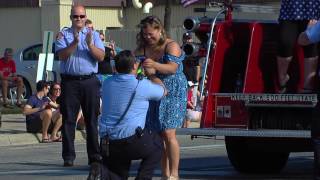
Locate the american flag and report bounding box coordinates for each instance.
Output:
[181,0,200,7]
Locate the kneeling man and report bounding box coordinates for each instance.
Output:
[98,50,167,180]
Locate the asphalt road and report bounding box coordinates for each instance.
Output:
[0,135,314,180]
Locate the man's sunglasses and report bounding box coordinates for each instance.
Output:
[72,15,86,19]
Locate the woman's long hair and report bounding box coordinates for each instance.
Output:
[136,15,167,51]
[49,82,60,97]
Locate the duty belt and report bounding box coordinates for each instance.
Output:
[61,73,96,80]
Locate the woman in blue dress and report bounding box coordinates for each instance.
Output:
[277,0,320,93]
[135,16,187,180]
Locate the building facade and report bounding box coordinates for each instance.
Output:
[0,0,125,54]
[0,0,279,54]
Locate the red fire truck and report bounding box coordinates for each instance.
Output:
[180,0,318,173]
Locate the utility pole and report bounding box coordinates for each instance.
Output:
[164,0,172,37]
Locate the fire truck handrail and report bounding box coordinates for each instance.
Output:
[200,8,227,98]
[177,128,310,138]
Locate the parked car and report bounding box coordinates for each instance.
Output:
[14,42,120,99]
[13,43,60,99]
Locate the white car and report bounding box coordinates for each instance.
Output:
[13,43,60,98]
[14,42,117,99]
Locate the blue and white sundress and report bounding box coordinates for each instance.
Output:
[146,53,188,132]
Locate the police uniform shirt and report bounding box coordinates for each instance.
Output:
[55,27,105,75]
[99,74,165,140]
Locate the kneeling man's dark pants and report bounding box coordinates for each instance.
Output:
[102,129,162,180]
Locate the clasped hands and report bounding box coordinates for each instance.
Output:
[141,58,157,76]
[72,29,94,47]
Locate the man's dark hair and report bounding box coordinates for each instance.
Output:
[4,48,13,56]
[114,50,136,74]
[36,80,48,92]
[85,19,92,26]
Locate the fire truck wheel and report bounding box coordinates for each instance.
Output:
[225,136,289,173]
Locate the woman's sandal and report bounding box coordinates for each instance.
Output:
[51,136,62,142]
[41,138,52,143]
[15,102,24,108]
[278,85,287,94]
[168,176,179,180]
[161,175,179,180]
[3,103,13,109]
[278,74,290,94]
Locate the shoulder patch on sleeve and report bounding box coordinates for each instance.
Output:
[56,32,64,40]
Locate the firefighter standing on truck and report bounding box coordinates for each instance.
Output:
[298,20,320,180]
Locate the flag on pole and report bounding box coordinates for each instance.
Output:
[181,0,200,7]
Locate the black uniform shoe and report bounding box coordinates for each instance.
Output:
[63,160,74,167]
[87,162,101,180]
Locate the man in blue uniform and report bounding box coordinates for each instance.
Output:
[55,4,105,175]
[99,50,166,179]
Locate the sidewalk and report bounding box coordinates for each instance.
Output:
[0,114,86,147]
[0,114,200,147]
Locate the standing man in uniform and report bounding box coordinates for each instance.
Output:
[55,4,105,175]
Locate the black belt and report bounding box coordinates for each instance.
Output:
[100,128,151,157]
[108,128,149,145]
[61,73,96,81]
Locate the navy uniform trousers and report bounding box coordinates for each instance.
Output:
[60,74,102,164]
[101,129,162,180]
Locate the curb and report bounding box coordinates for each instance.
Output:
[0,130,87,147]
[0,112,200,147]
[0,114,88,147]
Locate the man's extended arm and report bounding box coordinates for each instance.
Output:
[148,74,168,96]
[23,104,47,115]
[298,21,320,46]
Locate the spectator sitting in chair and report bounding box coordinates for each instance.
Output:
[0,48,24,108]
[23,80,62,143]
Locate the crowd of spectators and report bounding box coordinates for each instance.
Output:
[7,1,320,179]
